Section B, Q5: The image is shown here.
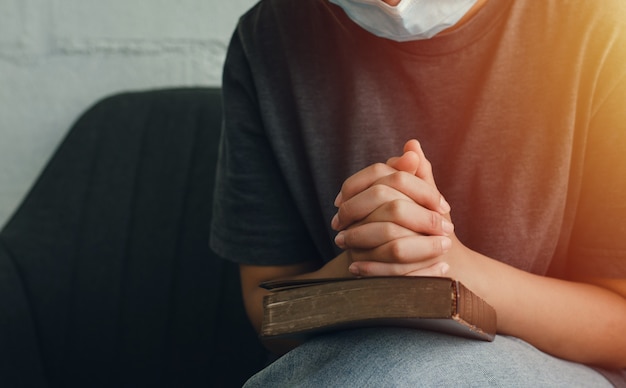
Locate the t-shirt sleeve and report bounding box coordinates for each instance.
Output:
[209,28,319,266]
[567,72,626,279]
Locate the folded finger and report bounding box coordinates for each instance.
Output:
[334,222,415,250]
[358,200,454,237]
[348,257,446,277]
[348,235,452,264]
[371,171,450,214]
[335,163,397,207]
[332,186,412,230]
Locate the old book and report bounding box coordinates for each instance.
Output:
[260,276,497,342]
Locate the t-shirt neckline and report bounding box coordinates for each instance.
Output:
[328,0,514,56]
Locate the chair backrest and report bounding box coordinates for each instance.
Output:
[0,88,267,387]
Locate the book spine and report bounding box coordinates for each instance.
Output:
[454,280,497,340]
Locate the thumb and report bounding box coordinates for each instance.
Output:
[386,150,420,174]
[403,139,436,187]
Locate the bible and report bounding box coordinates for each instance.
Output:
[260,276,497,342]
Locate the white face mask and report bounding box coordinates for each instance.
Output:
[329,0,478,41]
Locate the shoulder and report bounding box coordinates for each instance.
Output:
[237,0,339,37]
[573,0,626,22]
[510,0,626,71]
[232,0,354,66]
[509,0,625,31]
[552,0,626,33]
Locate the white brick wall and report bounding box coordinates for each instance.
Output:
[0,0,257,227]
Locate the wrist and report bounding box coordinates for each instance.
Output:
[300,251,355,280]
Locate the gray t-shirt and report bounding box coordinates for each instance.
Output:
[210,0,626,280]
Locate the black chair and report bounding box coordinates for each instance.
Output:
[0,88,268,387]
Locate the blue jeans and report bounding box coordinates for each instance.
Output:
[245,328,612,387]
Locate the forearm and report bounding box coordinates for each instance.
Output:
[451,248,626,369]
[329,140,626,369]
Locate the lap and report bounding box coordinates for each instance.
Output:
[245,328,611,387]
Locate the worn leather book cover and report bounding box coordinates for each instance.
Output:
[260,276,497,342]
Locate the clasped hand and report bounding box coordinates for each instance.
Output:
[332,139,464,277]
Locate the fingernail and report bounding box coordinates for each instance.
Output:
[334,231,346,248]
[439,262,450,275]
[442,219,454,235]
[441,237,452,252]
[348,263,360,276]
[331,213,339,230]
[334,192,343,207]
[440,196,451,214]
